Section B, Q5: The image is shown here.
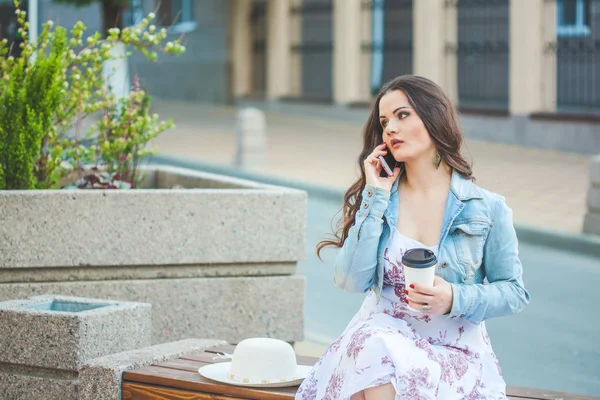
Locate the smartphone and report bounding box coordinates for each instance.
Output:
[378,147,397,177]
[379,155,393,176]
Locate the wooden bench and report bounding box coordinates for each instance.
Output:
[122,343,599,400]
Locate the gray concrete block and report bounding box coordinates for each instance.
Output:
[153,165,268,189]
[79,338,225,400]
[460,113,600,155]
[0,275,305,345]
[583,212,600,236]
[0,166,307,269]
[0,372,77,400]
[0,295,151,370]
[587,185,600,211]
[590,155,600,185]
[0,262,297,284]
[521,119,600,155]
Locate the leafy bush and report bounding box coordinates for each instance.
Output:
[64,76,173,189]
[0,0,185,190]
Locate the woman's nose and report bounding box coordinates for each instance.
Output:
[385,119,399,134]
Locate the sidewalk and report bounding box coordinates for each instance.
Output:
[149,98,591,234]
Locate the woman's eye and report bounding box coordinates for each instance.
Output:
[399,112,409,119]
[381,120,388,128]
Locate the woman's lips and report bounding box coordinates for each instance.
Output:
[390,138,404,148]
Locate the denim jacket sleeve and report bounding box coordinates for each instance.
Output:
[449,197,530,324]
[333,185,390,293]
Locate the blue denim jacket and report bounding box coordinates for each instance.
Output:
[333,170,530,325]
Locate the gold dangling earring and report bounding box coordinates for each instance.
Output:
[433,151,442,169]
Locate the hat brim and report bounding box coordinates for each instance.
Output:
[198,362,312,388]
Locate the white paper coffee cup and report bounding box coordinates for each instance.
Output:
[402,248,437,312]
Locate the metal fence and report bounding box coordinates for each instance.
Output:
[291,0,334,101]
[361,0,413,95]
[453,0,510,109]
[553,0,600,112]
[250,0,268,96]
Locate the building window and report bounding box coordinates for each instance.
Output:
[124,0,196,34]
[557,0,591,37]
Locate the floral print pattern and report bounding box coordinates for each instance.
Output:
[396,367,435,400]
[295,229,507,400]
[322,369,345,400]
[346,324,373,359]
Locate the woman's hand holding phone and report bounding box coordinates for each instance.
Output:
[364,143,401,191]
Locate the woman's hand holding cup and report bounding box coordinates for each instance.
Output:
[402,248,453,315]
[405,276,454,316]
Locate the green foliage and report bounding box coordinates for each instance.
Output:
[66,76,173,189]
[0,9,67,189]
[0,0,186,190]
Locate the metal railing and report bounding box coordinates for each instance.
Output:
[250,0,268,96]
[552,0,600,112]
[290,0,334,101]
[452,0,510,109]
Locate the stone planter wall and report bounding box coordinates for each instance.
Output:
[0,166,307,344]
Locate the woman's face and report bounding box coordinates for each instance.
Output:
[378,89,434,163]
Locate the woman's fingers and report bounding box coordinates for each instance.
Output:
[385,166,401,180]
[367,143,388,159]
[364,143,397,189]
[410,283,436,296]
[372,146,388,157]
[405,290,434,305]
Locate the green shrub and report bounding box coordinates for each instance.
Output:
[0,0,185,190]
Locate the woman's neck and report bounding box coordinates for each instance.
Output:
[402,157,452,194]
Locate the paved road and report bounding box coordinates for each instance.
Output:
[299,194,600,397]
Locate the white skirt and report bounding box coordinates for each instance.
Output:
[296,231,508,400]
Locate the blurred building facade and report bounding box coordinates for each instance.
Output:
[234,0,600,111]
[2,0,599,153]
[232,0,600,154]
[3,0,232,103]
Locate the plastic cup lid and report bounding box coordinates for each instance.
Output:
[402,248,437,269]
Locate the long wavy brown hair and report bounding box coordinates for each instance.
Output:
[316,75,473,258]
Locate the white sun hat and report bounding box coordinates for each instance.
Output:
[198,337,312,388]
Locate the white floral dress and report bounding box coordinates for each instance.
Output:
[296,228,507,400]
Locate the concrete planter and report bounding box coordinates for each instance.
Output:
[0,295,151,400]
[0,165,307,344]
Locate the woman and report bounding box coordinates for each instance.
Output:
[295,75,530,400]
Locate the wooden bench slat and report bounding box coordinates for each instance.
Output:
[122,381,240,400]
[179,352,229,364]
[123,365,297,400]
[124,345,600,400]
[120,380,590,400]
[506,385,600,400]
[296,355,319,365]
[154,359,208,373]
[204,343,237,354]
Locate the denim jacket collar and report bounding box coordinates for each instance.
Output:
[449,170,483,201]
[384,170,483,230]
[389,169,482,200]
